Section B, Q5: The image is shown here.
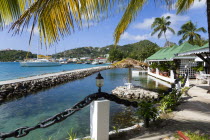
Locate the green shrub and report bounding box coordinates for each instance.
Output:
[66,129,77,140]
[192,64,204,72]
[181,87,190,95]
[159,89,180,113]
[175,131,210,140]
[136,101,158,128]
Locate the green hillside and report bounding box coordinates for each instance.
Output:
[0,50,36,62]
[54,40,160,61]
[0,40,160,62]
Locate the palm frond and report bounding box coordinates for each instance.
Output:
[158,30,163,38]
[165,16,170,20]
[165,21,171,26]
[194,33,201,40]
[167,27,175,34]
[0,0,29,29]
[151,26,161,36]
[10,0,121,46]
[195,27,207,33]
[114,0,147,45]
[176,0,195,14]
[179,39,184,45]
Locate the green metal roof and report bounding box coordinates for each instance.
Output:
[179,43,208,53]
[147,42,199,61]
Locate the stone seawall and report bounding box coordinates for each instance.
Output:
[0,66,113,103]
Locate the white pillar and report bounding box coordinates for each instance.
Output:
[185,74,190,87]
[170,70,175,82]
[148,67,150,73]
[156,68,159,75]
[90,100,110,140]
[155,80,158,88]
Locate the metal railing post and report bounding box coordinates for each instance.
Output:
[90,100,110,140]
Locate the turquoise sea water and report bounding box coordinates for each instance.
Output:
[0,62,108,81]
[0,68,168,140]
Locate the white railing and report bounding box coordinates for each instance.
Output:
[147,67,175,83]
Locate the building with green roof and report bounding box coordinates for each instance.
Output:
[178,43,209,56]
[147,42,199,61]
[147,42,204,78]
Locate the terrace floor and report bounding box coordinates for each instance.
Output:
[125,80,210,140]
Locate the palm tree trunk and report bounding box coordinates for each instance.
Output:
[207,0,210,52]
[206,1,210,73]
[164,32,168,45]
[128,67,132,83]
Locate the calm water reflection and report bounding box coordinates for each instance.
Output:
[0,68,168,140]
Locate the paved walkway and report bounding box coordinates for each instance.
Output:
[128,82,210,140]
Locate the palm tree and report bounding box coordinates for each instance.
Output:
[0,0,177,46]
[177,21,207,45]
[0,0,119,45]
[151,16,175,43]
[0,0,209,49]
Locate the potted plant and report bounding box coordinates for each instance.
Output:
[192,64,204,74]
[158,63,169,77]
[149,63,158,73]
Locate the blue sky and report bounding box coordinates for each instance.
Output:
[0,0,207,54]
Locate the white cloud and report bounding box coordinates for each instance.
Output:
[133,13,189,30]
[162,13,190,29]
[27,26,39,35]
[133,18,155,29]
[121,32,150,41]
[83,21,97,27]
[191,0,206,9]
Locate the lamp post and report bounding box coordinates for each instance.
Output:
[96,72,104,93]
[91,72,109,140]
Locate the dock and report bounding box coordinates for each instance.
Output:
[0,66,112,102]
[0,66,109,86]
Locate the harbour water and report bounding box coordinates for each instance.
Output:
[0,62,108,81]
[0,68,168,140]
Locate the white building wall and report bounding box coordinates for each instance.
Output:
[179,59,197,78]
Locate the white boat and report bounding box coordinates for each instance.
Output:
[92,61,99,65]
[60,61,68,64]
[20,59,61,67]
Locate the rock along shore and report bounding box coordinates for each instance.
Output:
[0,66,113,103]
[112,86,159,100]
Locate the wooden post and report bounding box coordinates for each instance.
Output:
[90,100,110,140]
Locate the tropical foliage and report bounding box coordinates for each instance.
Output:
[159,89,180,113]
[0,0,209,47]
[150,61,178,73]
[108,40,160,62]
[192,63,204,72]
[177,21,207,45]
[0,50,36,62]
[136,101,158,128]
[3,0,126,46]
[151,16,175,42]
[108,48,124,62]
[193,38,209,46]
[0,0,29,29]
